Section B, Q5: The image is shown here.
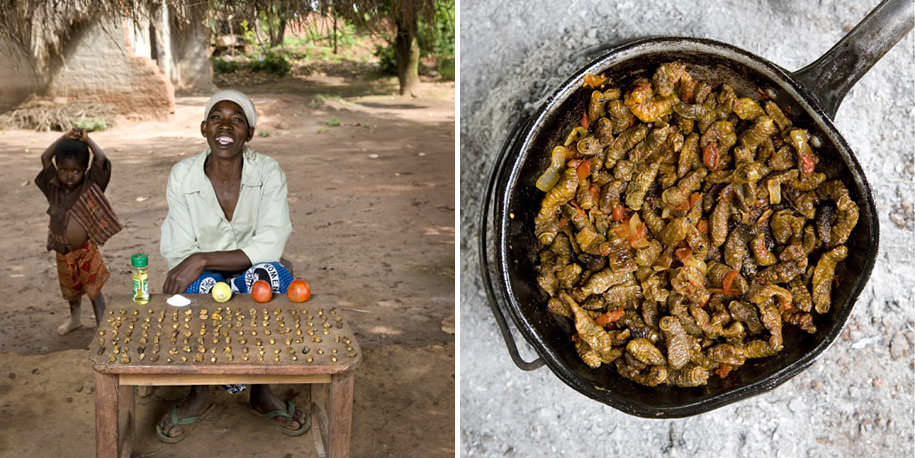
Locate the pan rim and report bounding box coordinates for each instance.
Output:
[492,36,879,418]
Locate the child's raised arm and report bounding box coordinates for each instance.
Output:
[39,128,84,169]
[82,131,108,169]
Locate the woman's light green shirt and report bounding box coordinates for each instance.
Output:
[160,147,292,269]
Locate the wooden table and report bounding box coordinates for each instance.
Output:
[88,294,361,458]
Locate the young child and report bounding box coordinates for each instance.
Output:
[35,128,122,335]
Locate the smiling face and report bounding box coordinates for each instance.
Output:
[201,100,255,159]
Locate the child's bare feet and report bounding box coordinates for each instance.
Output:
[57,317,82,335]
[58,300,83,335]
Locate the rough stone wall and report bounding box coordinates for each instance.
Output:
[0,42,41,112]
[46,17,175,119]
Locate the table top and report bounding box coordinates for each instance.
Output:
[89,294,361,375]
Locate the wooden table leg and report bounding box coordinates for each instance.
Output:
[119,384,135,458]
[327,372,355,458]
[95,372,119,458]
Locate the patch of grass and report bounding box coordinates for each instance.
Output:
[212,57,240,74]
[325,117,341,127]
[248,52,291,76]
[283,35,309,47]
[73,117,107,132]
[316,128,329,134]
[212,52,290,76]
[257,129,271,137]
[309,93,344,108]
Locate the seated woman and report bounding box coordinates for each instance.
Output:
[156,89,307,442]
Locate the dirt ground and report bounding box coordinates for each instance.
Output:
[0,74,455,457]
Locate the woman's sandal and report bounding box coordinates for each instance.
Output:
[251,400,311,437]
[155,403,215,443]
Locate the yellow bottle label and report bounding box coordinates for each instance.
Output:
[132,269,149,304]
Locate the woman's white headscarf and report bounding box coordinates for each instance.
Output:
[204,89,257,128]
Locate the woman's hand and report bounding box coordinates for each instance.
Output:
[162,253,208,294]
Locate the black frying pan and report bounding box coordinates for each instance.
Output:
[480,0,913,418]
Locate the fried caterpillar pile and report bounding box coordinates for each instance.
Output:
[534,62,858,387]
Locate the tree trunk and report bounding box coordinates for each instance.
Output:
[332,11,338,54]
[270,18,287,47]
[394,15,420,96]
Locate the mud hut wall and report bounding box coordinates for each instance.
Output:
[166,8,214,93]
[0,40,41,112]
[46,17,175,119]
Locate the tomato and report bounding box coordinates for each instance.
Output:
[799,151,816,175]
[702,142,720,170]
[251,280,272,303]
[287,278,311,303]
[575,160,591,181]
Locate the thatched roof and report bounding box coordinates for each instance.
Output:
[0,0,206,77]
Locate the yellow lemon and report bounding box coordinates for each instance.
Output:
[211,282,232,303]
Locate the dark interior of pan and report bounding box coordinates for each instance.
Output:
[495,38,878,417]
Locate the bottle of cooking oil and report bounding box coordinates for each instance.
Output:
[131,253,149,304]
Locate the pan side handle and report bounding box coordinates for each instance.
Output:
[479,121,545,372]
[793,0,913,119]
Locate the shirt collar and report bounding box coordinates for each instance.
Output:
[187,146,262,191]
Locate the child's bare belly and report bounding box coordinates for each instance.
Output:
[65,218,89,251]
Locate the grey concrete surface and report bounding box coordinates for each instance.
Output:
[459,1,914,457]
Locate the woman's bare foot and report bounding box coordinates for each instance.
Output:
[156,386,213,441]
[249,384,308,433]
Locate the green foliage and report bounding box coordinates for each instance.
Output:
[212,57,240,74]
[336,21,359,48]
[249,52,291,76]
[211,52,289,76]
[374,44,398,75]
[73,117,107,132]
[239,20,257,47]
[300,18,358,49]
[257,129,271,137]
[326,117,341,127]
[283,35,308,47]
[436,55,454,81]
[418,0,454,57]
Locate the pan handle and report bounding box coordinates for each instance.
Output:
[479,122,545,372]
[793,0,913,119]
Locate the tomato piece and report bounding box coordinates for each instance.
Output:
[287,278,312,303]
[696,219,709,234]
[589,183,600,204]
[595,314,611,326]
[612,205,626,222]
[581,111,590,130]
[716,364,733,379]
[251,280,273,303]
[576,160,591,181]
[596,309,624,326]
[722,270,739,296]
[702,142,720,170]
[800,151,815,175]
[675,247,692,263]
